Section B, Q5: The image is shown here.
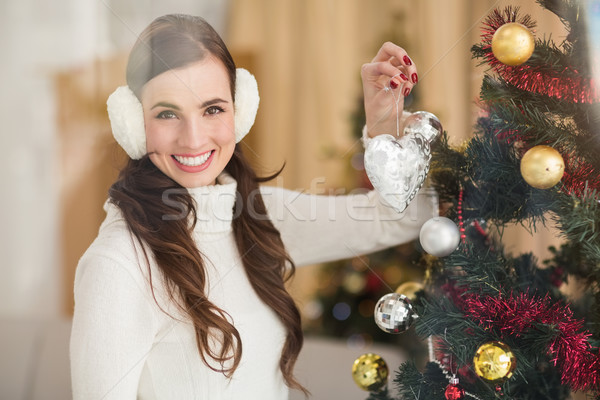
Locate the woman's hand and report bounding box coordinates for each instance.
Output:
[361,42,418,138]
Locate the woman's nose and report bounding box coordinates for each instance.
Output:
[177,118,206,149]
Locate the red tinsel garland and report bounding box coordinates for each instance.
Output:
[463,292,600,392]
[480,8,599,104]
[559,152,600,196]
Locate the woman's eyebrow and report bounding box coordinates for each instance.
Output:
[150,98,229,110]
[201,98,228,108]
[151,101,181,110]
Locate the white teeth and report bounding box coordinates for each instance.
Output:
[173,151,212,167]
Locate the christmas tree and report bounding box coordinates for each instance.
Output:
[351,1,600,399]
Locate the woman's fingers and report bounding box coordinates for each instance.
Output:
[371,42,404,62]
[361,42,419,136]
[361,60,415,95]
[362,42,418,96]
[371,42,415,72]
[361,61,402,86]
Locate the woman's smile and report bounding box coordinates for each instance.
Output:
[171,150,215,171]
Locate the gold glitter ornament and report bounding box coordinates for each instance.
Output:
[351,353,389,391]
[395,281,424,301]
[473,341,516,384]
[520,145,565,189]
[491,22,535,66]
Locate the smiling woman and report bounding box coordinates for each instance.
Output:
[141,58,236,187]
[69,13,434,400]
[72,15,308,400]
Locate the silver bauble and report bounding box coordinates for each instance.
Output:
[402,111,443,143]
[419,217,460,257]
[374,293,416,334]
[363,111,442,213]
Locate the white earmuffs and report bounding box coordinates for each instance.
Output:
[106,68,260,160]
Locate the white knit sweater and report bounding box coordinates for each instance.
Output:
[70,173,435,400]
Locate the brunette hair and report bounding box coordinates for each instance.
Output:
[109,14,305,392]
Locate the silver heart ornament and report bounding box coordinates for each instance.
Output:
[364,111,442,213]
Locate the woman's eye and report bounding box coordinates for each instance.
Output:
[156,110,177,119]
[205,106,225,116]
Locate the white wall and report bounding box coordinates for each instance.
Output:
[0,0,229,318]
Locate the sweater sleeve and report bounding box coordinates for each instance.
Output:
[70,252,157,400]
[261,186,436,267]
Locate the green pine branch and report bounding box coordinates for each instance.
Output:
[552,188,600,264]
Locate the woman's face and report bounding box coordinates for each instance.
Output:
[141,57,235,188]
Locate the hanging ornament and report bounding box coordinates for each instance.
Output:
[419,217,461,257]
[351,353,389,392]
[491,22,535,66]
[364,111,443,213]
[445,375,465,400]
[520,145,565,189]
[473,341,516,384]
[374,293,416,334]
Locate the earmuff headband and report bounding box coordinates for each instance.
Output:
[107,68,259,160]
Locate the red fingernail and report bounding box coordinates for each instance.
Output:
[390,79,399,89]
[399,73,409,81]
[404,87,411,97]
[411,73,418,84]
[403,55,412,66]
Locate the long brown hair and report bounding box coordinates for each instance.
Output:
[109,14,305,392]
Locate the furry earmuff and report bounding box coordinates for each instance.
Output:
[107,68,260,160]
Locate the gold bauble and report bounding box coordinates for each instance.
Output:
[395,281,424,301]
[491,22,535,66]
[351,353,389,392]
[520,145,565,189]
[473,341,516,384]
